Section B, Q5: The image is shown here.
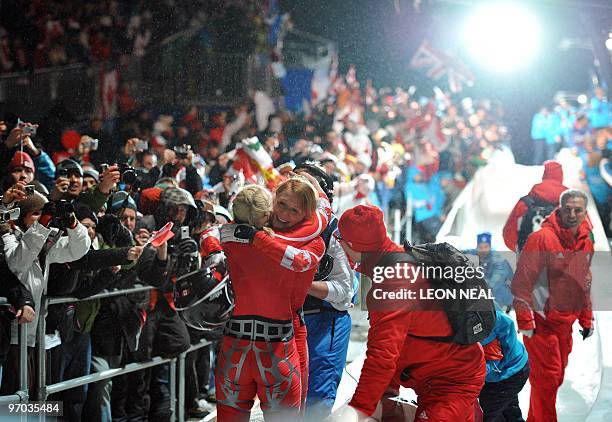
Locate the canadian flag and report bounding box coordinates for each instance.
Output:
[101,67,119,120]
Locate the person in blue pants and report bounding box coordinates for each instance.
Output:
[295,162,356,420]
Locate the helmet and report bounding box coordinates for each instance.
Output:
[213,205,233,224]
[161,187,197,209]
[174,268,235,331]
[294,161,334,203]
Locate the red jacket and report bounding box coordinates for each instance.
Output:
[200,193,332,321]
[511,210,594,332]
[349,237,485,416]
[503,161,568,252]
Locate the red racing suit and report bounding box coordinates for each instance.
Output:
[202,193,331,420]
[503,161,568,252]
[511,210,594,422]
[350,237,486,421]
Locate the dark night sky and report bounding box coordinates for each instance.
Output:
[286,0,611,164]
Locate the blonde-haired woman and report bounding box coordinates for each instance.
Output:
[211,177,331,421]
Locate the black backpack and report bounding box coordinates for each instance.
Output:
[517,195,556,251]
[377,241,496,345]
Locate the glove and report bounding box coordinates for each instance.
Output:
[220,224,258,244]
[519,329,534,338]
[177,237,198,254]
[580,326,594,340]
[205,251,227,272]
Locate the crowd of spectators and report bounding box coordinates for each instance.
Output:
[0,60,517,419]
[530,86,611,236]
[0,0,287,74]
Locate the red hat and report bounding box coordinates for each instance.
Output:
[8,151,35,172]
[61,130,81,151]
[338,205,388,252]
[542,160,563,183]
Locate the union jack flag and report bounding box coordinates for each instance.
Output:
[409,40,475,93]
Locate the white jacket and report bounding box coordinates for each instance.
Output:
[322,237,356,311]
[3,221,90,346]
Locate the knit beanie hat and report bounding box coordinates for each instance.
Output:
[18,191,48,217]
[477,232,492,246]
[74,203,98,225]
[338,205,388,252]
[8,151,35,172]
[56,159,83,178]
[110,191,137,214]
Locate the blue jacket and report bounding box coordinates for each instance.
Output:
[481,311,529,383]
[403,166,445,223]
[589,97,610,129]
[531,112,548,140]
[32,151,56,192]
[582,159,611,205]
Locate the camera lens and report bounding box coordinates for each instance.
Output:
[122,169,137,185]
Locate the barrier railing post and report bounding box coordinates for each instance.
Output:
[36,296,47,404]
[405,195,413,243]
[169,359,177,422]
[393,208,401,244]
[178,352,186,422]
[18,322,28,397]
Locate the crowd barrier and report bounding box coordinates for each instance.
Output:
[0,284,211,422]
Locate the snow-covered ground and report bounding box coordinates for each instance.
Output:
[333,147,612,421]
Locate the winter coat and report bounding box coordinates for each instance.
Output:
[403,166,445,223]
[503,161,568,252]
[511,210,594,332]
[348,236,485,416]
[91,247,168,356]
[2,221,90,346]
[481,311,529,383]
[31,150,56,192]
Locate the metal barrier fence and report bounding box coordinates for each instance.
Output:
[1,285,211,422]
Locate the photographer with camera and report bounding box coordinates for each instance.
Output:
[44,203,146,422]
[0,119,56,193]
[160,145,203,195]
[51,159,120,212]
[82,201,172,422]
[0,185,90,396]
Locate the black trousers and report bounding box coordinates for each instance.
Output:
[479,362,529,422]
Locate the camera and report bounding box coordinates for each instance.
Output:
[174,144,191,159]
[168,225,199,277]
[135,139,149,151]
[24,185,35,195]
[0,207,20,223]
[17,119,37,137]
[57,168,69,179]
[118,163,138,185]
[83,138,99,151]
[46,199,75,231]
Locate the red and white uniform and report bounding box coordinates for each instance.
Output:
[511,210,594,422]
[207,193,331,421]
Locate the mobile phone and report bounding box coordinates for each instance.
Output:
[24,185,35,195]
[181,226,190,239]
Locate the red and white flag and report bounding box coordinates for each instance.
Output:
[101,68,119,120]
[409,40,475,93]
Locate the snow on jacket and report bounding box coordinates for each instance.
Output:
[3,221,90,346]
[348,236,485,416]
[481,311,529,383]
[511,209,594,332]
[503,161,568,252]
